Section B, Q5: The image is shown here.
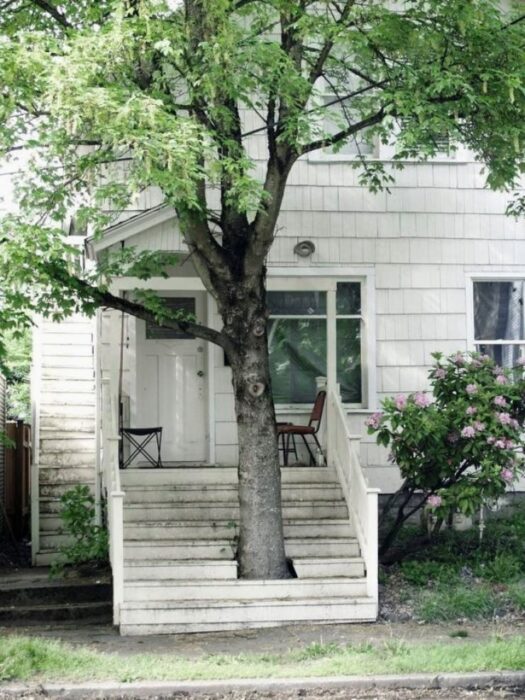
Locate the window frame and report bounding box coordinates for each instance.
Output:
[266,269,376,412]
[466,273,525,360]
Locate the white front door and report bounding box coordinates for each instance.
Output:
[136,293,207,463]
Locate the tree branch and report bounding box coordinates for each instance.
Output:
[307,0,356,84]
[298,106,387,156]
[30,0,71,28]
[95,286,229,349]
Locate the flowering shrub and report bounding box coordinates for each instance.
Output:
[367,351,525,557]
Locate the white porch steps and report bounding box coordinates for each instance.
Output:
[119,467,376,634]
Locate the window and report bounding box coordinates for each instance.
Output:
[267,282,363,405]
[472,280,525,367]
[397,118,452,158]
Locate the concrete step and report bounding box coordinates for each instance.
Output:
[293,557,366,578]
[0,578,111,606]
[123,519,354,541]
[120,467,338,487]
[124,540,235,560]
[119,596,377,635]
[285,538,359,558]
[124,560,238,581]
[123,484,344,504]
[123,577,368,603]
[124,537,359,560]
[123,502,349,522]
[0,601,112,624]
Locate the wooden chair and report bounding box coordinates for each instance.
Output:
[277,390,326,466]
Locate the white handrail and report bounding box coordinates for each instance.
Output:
[100,376,124,625]
[327,388,379,604]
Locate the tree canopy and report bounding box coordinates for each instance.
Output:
[0,0,524,351]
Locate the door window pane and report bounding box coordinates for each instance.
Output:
[337,319,362,403]
[267,291,326,316]
[146,297,195,340]
[268,318,327,403]
[474,281,525,341]
[336,282,361,315]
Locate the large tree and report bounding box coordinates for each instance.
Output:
[0,0,524,578]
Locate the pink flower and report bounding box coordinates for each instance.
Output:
[435,368,446,379]
[461,426,476,438]
[496,375,508,385]
[497,412,512,425]
[395,394,407,411]
[473,421,486,432]
[493,366,504,376]
[501,468,514,482]
[466,384,478,395]
[495,439,506,449]
[453,352,465,366]
[427,494,442,508]
[505,439,515,449]
[365,412,383,429]
[413,392,431,408]
[511,419,520,430]
[466,406,477,416]
[493,396,508,407]
[487,436,496,445]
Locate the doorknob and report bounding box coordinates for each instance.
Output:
[197,370,205,377]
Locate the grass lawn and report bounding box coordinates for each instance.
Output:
[1,633,525,683]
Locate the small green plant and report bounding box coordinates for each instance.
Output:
[449,630,469,638]
[50,485,108,577]
[473,552,524,583]
[399,560,459,587]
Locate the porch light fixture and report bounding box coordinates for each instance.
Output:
[294,240,316,257]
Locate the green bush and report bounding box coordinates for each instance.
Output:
[50,485,108,577]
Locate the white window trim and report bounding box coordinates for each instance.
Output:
[466,272,525,352]
[307,116,470,164]
[267,266,377,412]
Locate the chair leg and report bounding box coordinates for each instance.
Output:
[281,432,289,466]
[289,433,298,465]
[301,435,316,466]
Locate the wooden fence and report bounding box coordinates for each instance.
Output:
[4,421,31,540]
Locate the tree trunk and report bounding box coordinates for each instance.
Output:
[221,274,290,579]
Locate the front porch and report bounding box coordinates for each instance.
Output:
[101,373,379,635]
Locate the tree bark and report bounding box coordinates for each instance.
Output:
[221,272,290,579]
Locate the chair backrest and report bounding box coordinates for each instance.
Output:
[308,390,326,432]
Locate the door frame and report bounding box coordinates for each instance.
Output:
[111,278,214,465]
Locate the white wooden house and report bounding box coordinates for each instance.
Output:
[31,128,525,633]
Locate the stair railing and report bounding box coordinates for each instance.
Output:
[101,376,124,625]
[326,387,379,605]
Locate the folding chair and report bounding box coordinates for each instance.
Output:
[277,390,326,466]
[120,427,163,469]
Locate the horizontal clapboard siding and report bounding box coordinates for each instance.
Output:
[34,316,97,565]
